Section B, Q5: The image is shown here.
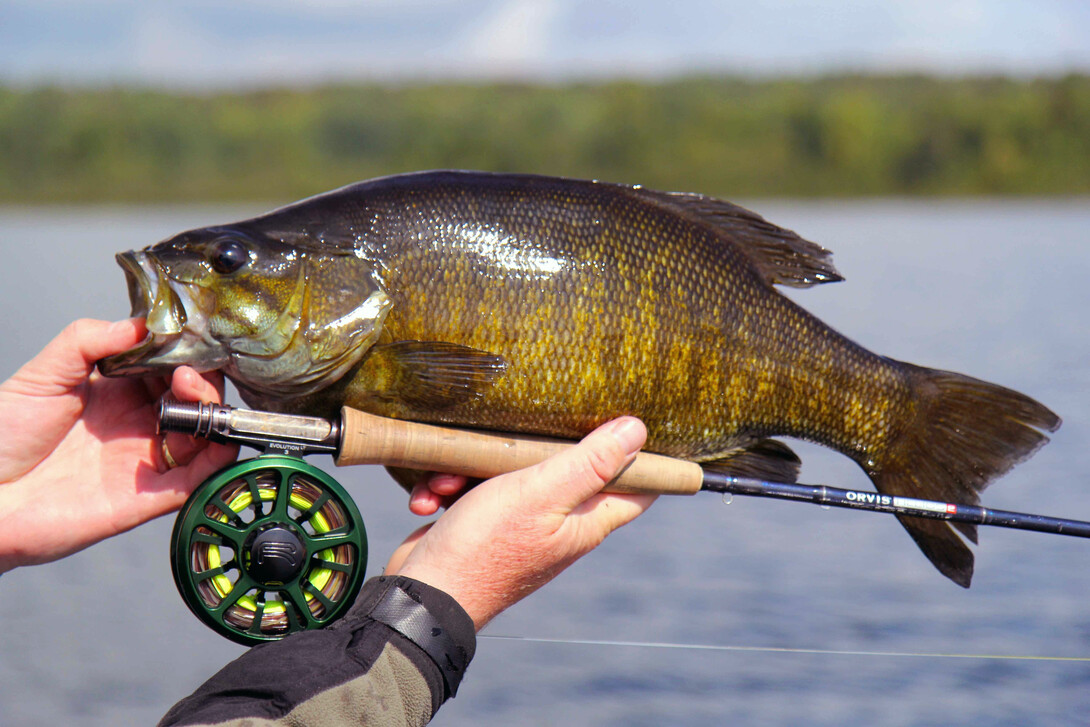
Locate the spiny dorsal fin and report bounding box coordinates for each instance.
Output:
[638,189,843,288]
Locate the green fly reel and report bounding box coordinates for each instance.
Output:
[170,455,367,646]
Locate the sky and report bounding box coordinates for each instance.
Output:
[1,0,1088,87]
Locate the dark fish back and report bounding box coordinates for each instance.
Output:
[286,172,903,465]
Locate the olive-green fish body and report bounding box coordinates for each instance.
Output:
[99,171,1060,587]
[303,175,897,464]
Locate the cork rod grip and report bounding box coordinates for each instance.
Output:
[335,407,704,496]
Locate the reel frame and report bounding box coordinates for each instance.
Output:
[170,455,367,646]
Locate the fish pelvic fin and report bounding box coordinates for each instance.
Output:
[870,364,1061,588]
[701,439,801,483]
[639,189,843,288]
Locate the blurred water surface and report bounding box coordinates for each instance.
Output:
[0,199,1088,726]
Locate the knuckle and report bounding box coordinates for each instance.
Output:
[63,318,93,341]
[578,443,621,485]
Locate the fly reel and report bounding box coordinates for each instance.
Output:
[170,455,367,646]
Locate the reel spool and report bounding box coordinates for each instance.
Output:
[170,455,367,646]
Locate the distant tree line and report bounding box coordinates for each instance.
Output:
[0,74,1087,203]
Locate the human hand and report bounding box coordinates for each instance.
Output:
[0,319,238,573]
[386,417,656,630]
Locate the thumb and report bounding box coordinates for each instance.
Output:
[521,417,647,513]
[5,319,145,395]
[71,318,147,372]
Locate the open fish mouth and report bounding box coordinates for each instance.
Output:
[98,251,209,377]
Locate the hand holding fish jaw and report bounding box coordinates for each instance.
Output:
[0,318,238,573]
[385,417,656,631]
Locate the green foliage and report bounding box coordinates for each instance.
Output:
[1,75,1087,203]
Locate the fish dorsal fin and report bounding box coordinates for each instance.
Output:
[640,190,843,288]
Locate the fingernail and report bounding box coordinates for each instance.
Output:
[609,417,645,455]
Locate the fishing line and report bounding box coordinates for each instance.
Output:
[481,634,1090,662]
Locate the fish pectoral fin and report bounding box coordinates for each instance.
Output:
[700,439,801,483]
[642,190,842,288]
[366,340,508,410]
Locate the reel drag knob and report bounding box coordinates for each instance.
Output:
[170,455,367,646]
[245,526,308,585]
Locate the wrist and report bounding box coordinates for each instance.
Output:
[0,481,36,572]
[394,563,492,631]
[344,575,477,702]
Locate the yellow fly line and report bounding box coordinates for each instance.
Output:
[203,484,336,615]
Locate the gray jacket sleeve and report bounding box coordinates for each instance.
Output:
[159,575,476,727]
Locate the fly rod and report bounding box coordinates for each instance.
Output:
[160,399,1090,540]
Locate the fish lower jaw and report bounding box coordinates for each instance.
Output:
[97,329,180,376]
[97,326,227,377]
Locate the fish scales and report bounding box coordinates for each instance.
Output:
[320,175,894,463]
[99,170,1060,587]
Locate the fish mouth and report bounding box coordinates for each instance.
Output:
[98,251,218,377]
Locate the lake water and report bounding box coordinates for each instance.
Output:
[0,199,1088,726]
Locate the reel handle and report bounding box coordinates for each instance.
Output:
[336,407,704,496]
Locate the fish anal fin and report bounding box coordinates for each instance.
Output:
[952,520,979,545]
[896,515,974,588]
[640,189,843,288]
[701,439,801,483]
[364,340,508,410]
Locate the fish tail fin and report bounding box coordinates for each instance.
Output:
[869,363,1060,587]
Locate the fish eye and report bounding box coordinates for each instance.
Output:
[209,238,249,274]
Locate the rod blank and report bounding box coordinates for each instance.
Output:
[702,474,1090,539]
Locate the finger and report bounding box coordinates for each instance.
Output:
[171,367,224,404]
[146,439,240,508]
[75,318,147,365]
[571,491,658,536]
[519,416,647,512]
[5,319,146,395]
[158,368,228,469]
[409,481,442,516]
[385,522,434,573]
[427,472,467,497]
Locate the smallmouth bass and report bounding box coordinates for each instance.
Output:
[99,170,1061,587]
